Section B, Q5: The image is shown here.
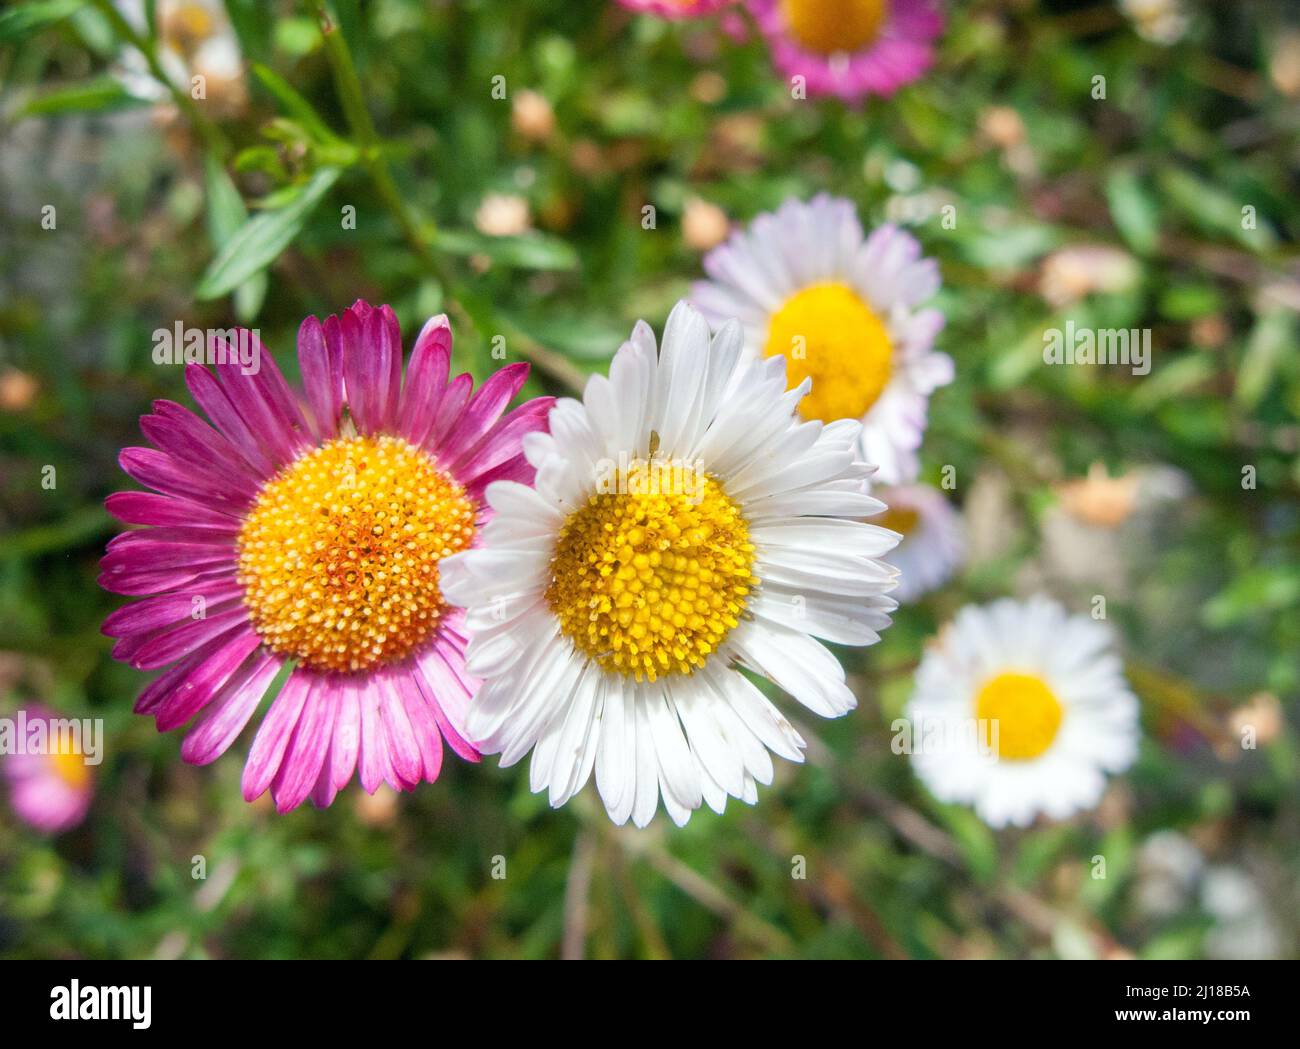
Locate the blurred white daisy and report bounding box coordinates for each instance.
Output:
[690,194,951,484]
[905,596,1139,828]
[1120,0,1190,46]
[874,483,962,601]
[441,301,901,827]
[114,0,245,111]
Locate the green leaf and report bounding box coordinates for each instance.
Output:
[195,167,341,301]
[250,63,343,146]
[0,0,85,42]
[1105,168,1160,255]
[203,155,268,321]
[431,228,579,271]
[1235,308,1295,410]
[18,77,146,117]
[932,804,998,884]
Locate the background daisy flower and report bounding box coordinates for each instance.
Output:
[746,0,944,102]
[873,483,962,601]
[101,301,553,813]
[441,301,900,827]
[691,194,951,484]
[905,596,1140,828]
[3,706,94,834]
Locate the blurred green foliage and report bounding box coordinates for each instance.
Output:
[0,0,1297,959]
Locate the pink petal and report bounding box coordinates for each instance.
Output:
[241,668,313,801]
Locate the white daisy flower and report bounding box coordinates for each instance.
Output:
[690,194,952,485]
[874,483,963,602]
[440,301,901,827]
[905,596,1140,828]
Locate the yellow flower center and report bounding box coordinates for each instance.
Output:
[781,0,890,55]
[975,672,1064,761]
[764,282,894,422]
[236,434,475,674]
[49,747,91,790]
[874,505,920,537]
[546,460,756,682]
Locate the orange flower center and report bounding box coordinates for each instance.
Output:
[236,435,475,673]
[781,0,890,55]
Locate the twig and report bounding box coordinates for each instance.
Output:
[561,830,596,960]
[306,0,586,393]
[88,0,228,157]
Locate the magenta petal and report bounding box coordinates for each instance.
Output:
[399,314,452,445]
[181,652,281,765]
[154,628,262,730]
[329,678,362,793]
[450,397,555,484]
[185,364,275,477]
[105,491,240,531]
[340,305,395,436]
[378,677,422,788]
[415,644,481,763]
[99,563,232,597]
[395,671,444,784]
[298,315,343,441]
[357,680,391,794]
[239,331,312,451]
[241,668,313,801]
[143,401,264,487]
[376,305,403,429]
[271,676,337,812]
[127,605,249,670]
[439,362,530,461]
[102,580,244,638]
[215,354,298,468]
[118,447,251,511]
[422,372,473,453]
[101,534,234,575]
[309,758,337,809]
[133,632,236,714]
[464,453,537,504]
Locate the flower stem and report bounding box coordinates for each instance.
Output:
[306,0,585,392]
[89,0,228,158]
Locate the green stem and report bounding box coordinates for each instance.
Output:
[90,0,228,157]
[306,0,585,392]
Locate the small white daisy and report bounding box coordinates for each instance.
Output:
[905,596,1139,828]
[441,301,901,827]
[873,483,963,602]
[690,194,951,485]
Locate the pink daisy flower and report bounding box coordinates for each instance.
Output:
[101,301,554,813]
[617,0,734,18]
[3,706,94,833]
[747,0,944,102]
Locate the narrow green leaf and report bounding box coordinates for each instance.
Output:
[1235,308,1294,410]
[250,62,343,145]
[0,0,86,42]
[203,155,268,320]
[1105,168,1160,255]
[195,167,341,300]
[19,77,145,117]
[431,228,579,271]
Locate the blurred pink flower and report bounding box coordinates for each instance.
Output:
[747,0,944,102]
[3,706,94,833]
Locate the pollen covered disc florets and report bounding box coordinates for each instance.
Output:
[545,459,756,682]
[237,433,475,673]
[763,281,894,423]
